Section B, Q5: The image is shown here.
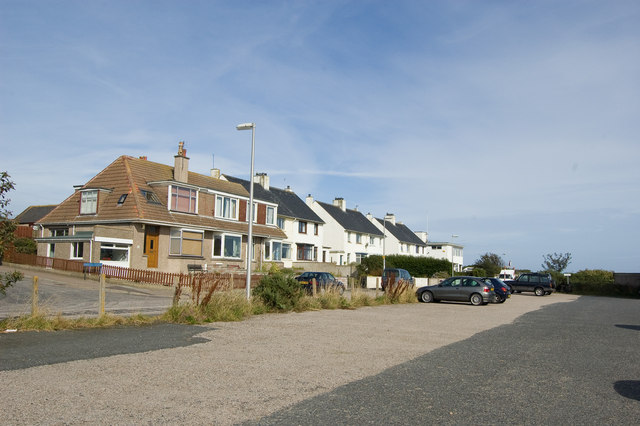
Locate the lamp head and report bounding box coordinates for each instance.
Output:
[236,123,255,130]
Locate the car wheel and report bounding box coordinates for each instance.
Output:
[419,291,434,303]
[470,293,483,306]
[499,295,507,303]
[338,285,345,296]
[534,287,545,296]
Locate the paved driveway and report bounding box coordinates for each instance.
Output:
[0,264,175,319]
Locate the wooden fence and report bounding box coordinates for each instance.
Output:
[3,248,261,290]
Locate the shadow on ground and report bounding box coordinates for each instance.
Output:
[0,323,211,371]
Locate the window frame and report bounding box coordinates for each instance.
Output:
[170,228,204,257]
[212,233,242,259]
[170,185,198,214]
[215,194,239,220]
[71,242,84,259]
[80,190,98,215]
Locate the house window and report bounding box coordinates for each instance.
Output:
[171,186,197,213]
[314,223,319,235]
[117,194,127,205]
[266,206,275,225]
[277,218,285,229]
[298,221,307,234]
[100,243,129,263]
[297,244,314,261]
[71,242,84,259]
[356,233,362,244]
[212,233,241,259]
[370,236,375,245]
[347,232,352,243]
[170,229,203,256]
[80,190,98,214]
[215,195,238,220]
[52,228,69,237]
[272,242,282,261]
[140,189,162,204]
[48,244,55,258]
[264,242,271,260]
[282,243,291,259]
[356,253,366,263]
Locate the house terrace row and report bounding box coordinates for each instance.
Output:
[34,143,463,274]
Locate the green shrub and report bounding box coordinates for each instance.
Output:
[571,269,615,295]
[14,237,37,254]
[253,271,304,312]
[358,254,452,278]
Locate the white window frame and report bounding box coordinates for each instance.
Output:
[215,195,238,220]
[282,243,291,260]
[80,190,98,215]
[266,206,276,225]
[212,233,242,259]
[170,185,198,214]
[71,242,84,259]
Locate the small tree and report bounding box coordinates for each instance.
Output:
[474,253,504,277]
[542,252,572,273]
[0,172,17,265]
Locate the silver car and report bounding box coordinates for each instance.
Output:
[416,276,494,306]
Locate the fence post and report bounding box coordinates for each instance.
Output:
[31,276,39,316]
[99,274,106,317]
[376,277,379,297]
[312,278,317,297]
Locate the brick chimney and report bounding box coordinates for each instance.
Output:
[174,141,189,183]
[333,197,346,212]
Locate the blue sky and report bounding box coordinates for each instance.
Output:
[1,0,638,272]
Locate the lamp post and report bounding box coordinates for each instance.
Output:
[451,234,459,276]
[236,122,255,300]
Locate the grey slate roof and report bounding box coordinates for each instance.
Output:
[14,205,57,224]
[318,201,384,236]
[376,218,426,246]
[223,175,324,223]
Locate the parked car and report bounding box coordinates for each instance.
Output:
[505,273,555,296]
[381,268,414,291]
[483,277,511,303]
[295,272,345,295]
[416,276,494,306]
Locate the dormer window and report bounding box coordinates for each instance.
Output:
[80,190,98,214]
[170,186,197,214]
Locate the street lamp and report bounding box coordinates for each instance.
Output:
[236,122,255,300]
[451,234,459,276]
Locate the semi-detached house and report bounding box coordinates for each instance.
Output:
[367,213,428,257]
[306,196,384,265]
[222,173,324,268]
[35,143,286,273]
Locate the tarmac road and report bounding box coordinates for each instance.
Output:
[0,264,175,319]
[251,296,640,425]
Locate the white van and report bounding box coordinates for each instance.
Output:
[498,269,516,281]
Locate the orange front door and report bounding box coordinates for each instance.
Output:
[145,226,159,268]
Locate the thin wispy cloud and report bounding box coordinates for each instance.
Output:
[1,0,638,271]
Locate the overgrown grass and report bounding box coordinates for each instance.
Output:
[0,312,161,332]
[1,286,419,331]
